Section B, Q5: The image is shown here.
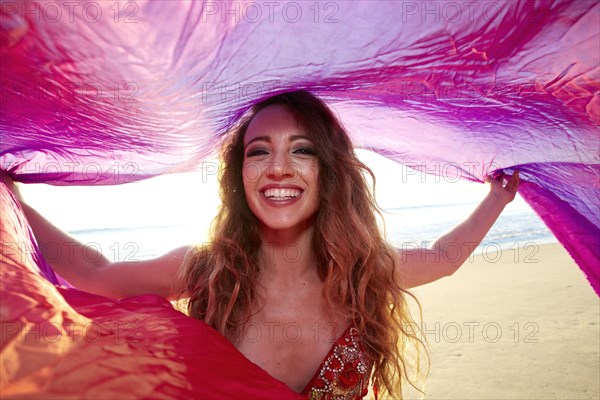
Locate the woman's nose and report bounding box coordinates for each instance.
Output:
[267,151,297,180]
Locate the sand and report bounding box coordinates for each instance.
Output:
[400,243,600,400]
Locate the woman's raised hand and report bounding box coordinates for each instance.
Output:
[486,169,520,205]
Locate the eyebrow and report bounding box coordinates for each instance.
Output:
[245,135,312,147]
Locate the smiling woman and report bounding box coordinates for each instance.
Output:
[177,91,431,397]
[242,105,321,237]
[173,90,519,397]
[2,90,520,399]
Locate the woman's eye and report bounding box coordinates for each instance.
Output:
[246,148,268,157]
[293,147,317,156]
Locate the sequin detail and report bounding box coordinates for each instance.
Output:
[304,327,372,400]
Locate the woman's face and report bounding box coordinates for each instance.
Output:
[242,105,320,236]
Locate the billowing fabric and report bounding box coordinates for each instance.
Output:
[0,182,301,399]
[0,0,598,396]
[1,2,598,291]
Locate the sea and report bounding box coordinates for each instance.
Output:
[65,200,556,263]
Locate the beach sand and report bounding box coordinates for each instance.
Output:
[401,243,600,400]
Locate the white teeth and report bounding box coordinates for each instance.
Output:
[263,188,301,199]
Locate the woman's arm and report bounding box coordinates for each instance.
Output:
[1,171,189,299]
[396,171,520,289]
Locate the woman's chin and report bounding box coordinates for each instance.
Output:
[258,219,314,238]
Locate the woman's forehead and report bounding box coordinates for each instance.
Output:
[244,105,305,144]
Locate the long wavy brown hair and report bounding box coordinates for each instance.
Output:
[177,90,427,397]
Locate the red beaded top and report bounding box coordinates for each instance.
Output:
[302,326,372,400]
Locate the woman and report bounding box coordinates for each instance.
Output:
[1,90,519,399]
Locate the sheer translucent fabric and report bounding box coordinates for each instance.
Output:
[1,0,598,397]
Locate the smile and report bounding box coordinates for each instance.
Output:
[262,188,302,200]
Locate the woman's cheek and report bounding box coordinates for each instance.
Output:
[242,161,262,184]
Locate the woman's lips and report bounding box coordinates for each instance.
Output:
[262,188,302,199]
[259,187,304,206]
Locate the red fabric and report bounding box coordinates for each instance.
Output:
[0,182,301,399]
[0,0,598,296]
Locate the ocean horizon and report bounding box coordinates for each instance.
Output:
[66,200,556,263]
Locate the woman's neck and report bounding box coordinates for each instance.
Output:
[257,223,319,285]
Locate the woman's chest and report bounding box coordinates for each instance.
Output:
[236,309,347,393]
